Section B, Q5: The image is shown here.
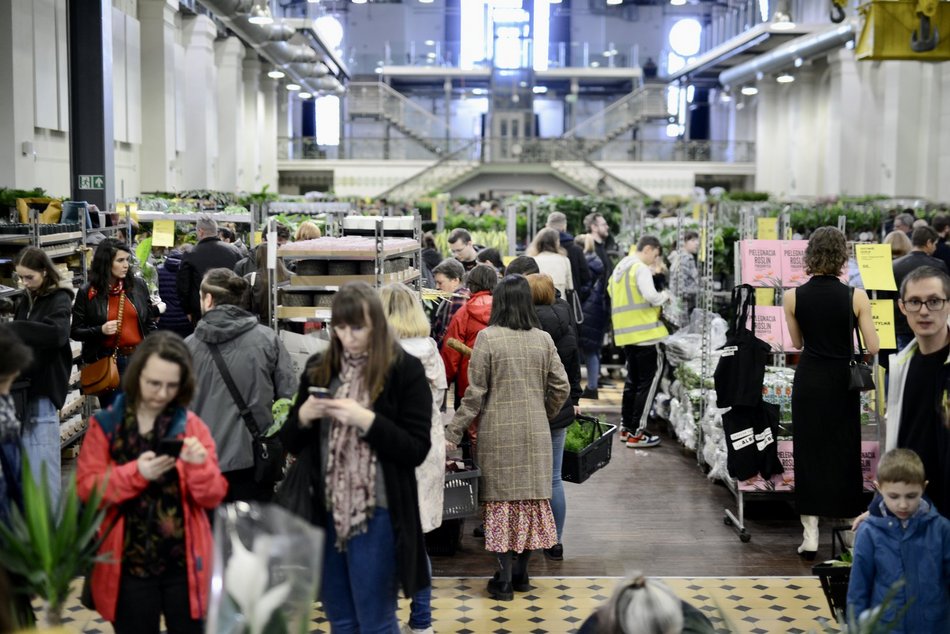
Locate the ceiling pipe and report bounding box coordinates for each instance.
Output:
[194,0,341,95]
[718,21,855,88]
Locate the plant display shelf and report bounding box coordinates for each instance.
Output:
[136,211,254,224]
[263,201,353,238]
[276,241,420,261]
[286,270,421,291]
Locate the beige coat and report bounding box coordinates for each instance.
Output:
[446,326,570,502]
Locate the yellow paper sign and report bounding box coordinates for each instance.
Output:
[855,244,897,291]
[699,227,707,262]
[127,202,139,222]
[152,220,176,247]
[116,202,126,215]
[755,287,775,306]
[253,231,263,247]
[692,203,702,221]
[869,299,897,350]
[757,217,779,240]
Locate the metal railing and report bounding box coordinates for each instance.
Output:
[347,82,452,146]
[562,84,668,141]
[279,136,756,164]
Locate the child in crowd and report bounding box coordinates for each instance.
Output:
[847,448,950,633]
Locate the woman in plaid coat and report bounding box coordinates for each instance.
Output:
[445,275,570,601]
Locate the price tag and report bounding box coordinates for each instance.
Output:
[152,220,175,247]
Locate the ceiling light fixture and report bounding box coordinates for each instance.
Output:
[533,86,548,94]
[248,0,274,25]
[794,57,804,68]
[740,86,759,96]
[419,0,435,4]
[425,39,435,46]
[606,0,623,5]
[670,0,687,6]
[298,92,313,99]
[776,72,795,83]
[286,83,301,91]
[352,0,367,4]
[550,0,562,3]
[267,69,285,79]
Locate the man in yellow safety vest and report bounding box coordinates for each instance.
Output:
[608,235,670,449]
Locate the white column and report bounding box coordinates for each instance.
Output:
[260,75,279,191]
[139,0,178,191]
[787,65,821,196]
[242,56,261,192]
[180,15,217,189]
[0,0,36,189]
[214,37,245,192]
[754,79,786,196]
[938,63,950,201]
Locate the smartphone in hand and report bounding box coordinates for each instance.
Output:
[157,438,184,458]
[308,387,332,399]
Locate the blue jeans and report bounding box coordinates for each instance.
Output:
[585,349,601,390]
[22,397,60,508]
[550,427,566,541]
[321,508,400,634]
[408,553,432,630]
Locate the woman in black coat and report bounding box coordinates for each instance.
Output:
[527,273,582,561]
[280,282,432,632]
[8,247,74,505]
[71,239,159,408]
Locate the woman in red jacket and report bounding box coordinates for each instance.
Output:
[77,331,228,634]
[441,264,497,405]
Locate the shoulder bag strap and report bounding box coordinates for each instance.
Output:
[849,286,866,357]
[207,343,261,440]
[111,291,126,359]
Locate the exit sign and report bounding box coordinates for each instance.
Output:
[78,175,104,190]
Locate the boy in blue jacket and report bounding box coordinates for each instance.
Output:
[847,448,950,633]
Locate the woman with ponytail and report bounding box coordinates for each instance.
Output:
[184,268,296,502]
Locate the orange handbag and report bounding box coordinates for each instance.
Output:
[80,293,125,396]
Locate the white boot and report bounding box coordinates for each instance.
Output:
[798,515,819,559]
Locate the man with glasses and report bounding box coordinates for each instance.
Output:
[891,226,948,350]
[447,229,480,273]
[886,266,950,517]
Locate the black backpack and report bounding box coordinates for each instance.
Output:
[713,284,770,408]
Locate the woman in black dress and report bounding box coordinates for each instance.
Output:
[784,227,879,558]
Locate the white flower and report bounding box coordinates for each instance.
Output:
[224,532,292,634]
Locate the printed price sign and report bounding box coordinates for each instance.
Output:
[855,244,897,291]
[152,220,176,247]
[870,299,897,350]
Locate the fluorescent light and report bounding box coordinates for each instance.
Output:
[298,92,313,99]
[532,86,548,94]
[420,0,435,3]
[248,1,273,25]
[606,0,622,5]
[740,86,758,95]
[286,83,301,91]
[352,0,367,4]
[425,39,435,46]
[267,69,285,79]
[472,88,487,95]
[776,72,794,83]
[670,0,686,5]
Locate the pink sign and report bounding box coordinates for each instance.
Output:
[737,440,879,492]
[740,240,783,287]
[781,241,811,287]
[745,306,801,352]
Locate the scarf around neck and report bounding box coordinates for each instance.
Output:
[326,351,376,549]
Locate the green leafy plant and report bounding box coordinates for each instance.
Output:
[136,237,157,293]
[0,453,109,626]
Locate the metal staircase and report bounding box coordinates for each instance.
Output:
[348,82,452,157]
[550,158,647,199]
[379,141,481,201]
[562,84,669,155]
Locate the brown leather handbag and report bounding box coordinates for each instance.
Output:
[80,292,125,396]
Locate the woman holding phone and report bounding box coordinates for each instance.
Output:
[281,281,433,632]
[77,331,227,633]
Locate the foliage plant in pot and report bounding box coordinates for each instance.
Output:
[0,453,108,627]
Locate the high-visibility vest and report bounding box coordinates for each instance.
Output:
[608,258,669,346]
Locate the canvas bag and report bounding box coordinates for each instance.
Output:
[714,284,771,408]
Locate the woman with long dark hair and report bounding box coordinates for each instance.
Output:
[8,246,74,505]
[445,275,570,600]
[77,331,227,633]
[784,227,879,558]
[281,281,433,631]
[72,238,161,408]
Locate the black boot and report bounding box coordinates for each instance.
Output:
[512,550,534,591]
[487,552,514,600]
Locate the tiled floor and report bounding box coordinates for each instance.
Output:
[46,575,836,633]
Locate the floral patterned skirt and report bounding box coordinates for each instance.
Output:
[483,500,558,553]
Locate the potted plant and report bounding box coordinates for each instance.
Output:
[0,453,108,627]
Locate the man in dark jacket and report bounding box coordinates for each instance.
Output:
[890,226,949,350]
[176,215,242,323]
[933,214,950,271]
[156,246,194,338]
[546,211,591,300]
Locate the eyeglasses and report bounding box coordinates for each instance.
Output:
[901,298,948,312]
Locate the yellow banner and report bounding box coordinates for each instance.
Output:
[755,287,775,306]
[757,217,779,240]
[855,244,897,291]
[870,299,897,350]
[152,220,175,247]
